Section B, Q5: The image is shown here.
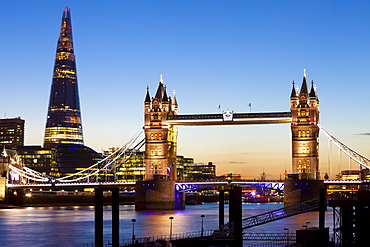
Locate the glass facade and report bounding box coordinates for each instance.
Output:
[103,148,198,181]
[17,146,56,175]
[17,144,102,177]
[176,156,195,180]
[44,8,83,148]
[55,144,103,176]
[192,162,216,180]
[114,150,146,181]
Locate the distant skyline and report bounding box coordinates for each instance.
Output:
[1,1,370,179]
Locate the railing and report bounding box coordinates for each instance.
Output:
[212,222,234,240]
[246,242,298,247]
[82,232,297,246]
[120,230,215,246]
[243,232,296,241]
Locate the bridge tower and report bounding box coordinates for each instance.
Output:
[143,75,178,181]
[285,71,323,206]
[290,71,320,180]
[137,76,183,210]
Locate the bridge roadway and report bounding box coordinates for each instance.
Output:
[7,179,367,192]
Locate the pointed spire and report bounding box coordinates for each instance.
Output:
[144,86,151,103]
[155,74,165,100]
[290,80,298,99]
[58,7,74,51]
[299,70,309,96]
[172,90,178,106]
[162,85,169,102]
[309,80,318,98]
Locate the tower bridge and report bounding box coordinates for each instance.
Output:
[143,73,319,184]
[3,71,370,209]
[2,70,370,211]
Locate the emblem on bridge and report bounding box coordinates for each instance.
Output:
[222,109,234,121]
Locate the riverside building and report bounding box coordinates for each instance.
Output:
[0,117,25,149]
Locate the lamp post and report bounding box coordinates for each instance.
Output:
[169,216,174,241]
[131,219,136,244]
[284,228,289,246]
[201,215,205,237]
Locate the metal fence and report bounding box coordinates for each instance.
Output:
[122,230,214,245]
[246,242,302,247]
[82,230,214,246]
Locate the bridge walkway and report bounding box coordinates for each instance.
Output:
[242,198,320,230]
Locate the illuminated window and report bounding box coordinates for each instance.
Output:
[298,146,310,154]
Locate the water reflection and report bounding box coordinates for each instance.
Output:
[0,203,333,247]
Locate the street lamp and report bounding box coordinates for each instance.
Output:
[169,216,174,241]
[200,214,206,237]
[131,219,136,244]
[284,228,289,246]
[201,215,205,237]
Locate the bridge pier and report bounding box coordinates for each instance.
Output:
[95,186,120,247]
[218,189,225,228]
[6,188,26,205]
[284,174,324,207]
[229,186,242,247]
[135,180,185,210]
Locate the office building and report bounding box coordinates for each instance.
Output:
[0,117,25,149]
[17,146,56,176]
[192,162,216,180]
[103,148,197,181]
[44,7,83,148]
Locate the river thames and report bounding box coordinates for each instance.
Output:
[0,202,334,247]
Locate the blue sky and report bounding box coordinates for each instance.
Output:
[1,1,370,179]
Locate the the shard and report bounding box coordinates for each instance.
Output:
[44,7,83,148]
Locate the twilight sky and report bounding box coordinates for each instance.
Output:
[1,1,370,179]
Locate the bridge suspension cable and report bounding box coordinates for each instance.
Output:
[5,149,52,182]
[57,128,145,182]
[318,124,370,170]
[8,163,52,182]
[8,128,145,184]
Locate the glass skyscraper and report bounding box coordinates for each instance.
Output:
[44,8,83,148]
